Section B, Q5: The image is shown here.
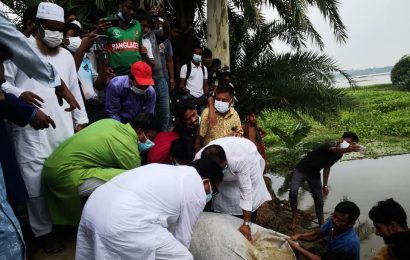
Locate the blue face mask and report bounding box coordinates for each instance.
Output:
[138,138,155,152]
[222,165,229,175]
[193,54,202,63]
[206,193,213,203]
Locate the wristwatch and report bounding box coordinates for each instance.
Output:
[243,221,252,226]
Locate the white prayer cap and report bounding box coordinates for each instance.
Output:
[71,20,82,29]
[36,2,64,23]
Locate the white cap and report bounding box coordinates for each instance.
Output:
[36,2,64,23]
[71,20,82,29]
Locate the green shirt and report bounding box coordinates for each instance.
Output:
[42,119,141,226]
[105,20,143,75]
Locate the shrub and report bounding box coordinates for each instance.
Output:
[391,55,410,89]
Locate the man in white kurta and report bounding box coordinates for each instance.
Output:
[76,163,216,260]
[1,3,88,241]
[195,137,272,240]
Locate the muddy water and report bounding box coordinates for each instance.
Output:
[269,154,410,260]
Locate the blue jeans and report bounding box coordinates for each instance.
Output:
[153,78,170,131]
[289,168,324,222]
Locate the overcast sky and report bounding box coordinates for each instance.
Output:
[263,0,410,70]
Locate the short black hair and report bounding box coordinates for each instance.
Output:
[135,8,152,23]
[189,158,224,185]
[342,131,359,143]
[192,43,202,51]
[212,58,221,66]
[387,231,410,259]
[22,5,38,30]
[215,84,234,97]
[170,137,195,165]
[175,99,196,120]
[64,22,82,37]
[202,48,212,58]
[129,113,152,131]
[334,201,360,222]
[369,198,408,229]
[0,43,13,62]
[201,145,227,167]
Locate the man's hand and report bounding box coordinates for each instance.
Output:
[55,81,81,111]
[30,110,56,130]
[169,78,175,90]
[0,90,5,103]
[347,143,362,152]
[20,91,44,108]
[107,67,116,79]
[323,186,329,196]
[95,19,113,34]
[289,234,302,241]
[140,45,148,56]
[74,124,87,133]
[239,224,252,242]
[80,33,99,50]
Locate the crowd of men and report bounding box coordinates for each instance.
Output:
[0,1,409,260]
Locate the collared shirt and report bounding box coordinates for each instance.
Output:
[0,12,60,88]
[77,164,206,258]
[320,219,360,260]
[195,137,272,215]
[104,75,156,123]
[180,62,208,98]
[199,107,243,146]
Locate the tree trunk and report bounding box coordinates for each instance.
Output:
[207,0,229,67]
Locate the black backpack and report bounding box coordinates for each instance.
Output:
[184,62,205,88]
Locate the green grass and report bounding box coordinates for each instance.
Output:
[260,84,410,174]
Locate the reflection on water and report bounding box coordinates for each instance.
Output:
[269,154,410,260]
[334,73,391,88]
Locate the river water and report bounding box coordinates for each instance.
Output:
[334,73,391,88]
[269,154,410,259]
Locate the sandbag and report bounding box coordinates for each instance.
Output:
[189,212,296,260]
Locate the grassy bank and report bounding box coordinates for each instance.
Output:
[260,84,410,174]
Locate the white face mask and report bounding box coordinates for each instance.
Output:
[214,100,230,113]
[67,36,82,52]
[42,28,63,48]
[130,84,146,95]
[339,140,350,149]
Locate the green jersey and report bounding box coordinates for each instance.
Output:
[105,20,143,75]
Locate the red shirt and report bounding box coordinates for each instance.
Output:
[147,132,179,164]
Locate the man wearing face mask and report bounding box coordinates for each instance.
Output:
[179,45,210,114]
[76,159,223,259]
[42,113,152,227]
[289,132,362,230]
[105,61,156,123]
[147,100,199,165]
[195,84,242,152]
[195,137,272,242]
[104,0,148,76]
[1,2,88,252]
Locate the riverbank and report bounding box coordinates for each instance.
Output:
[260,84,410,174]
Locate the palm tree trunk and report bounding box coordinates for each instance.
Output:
[207,0,229,67]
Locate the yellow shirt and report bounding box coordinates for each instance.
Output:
[199,107,243,146]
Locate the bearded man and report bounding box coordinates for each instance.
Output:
[1,2,88,253]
